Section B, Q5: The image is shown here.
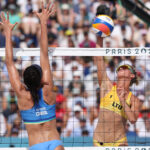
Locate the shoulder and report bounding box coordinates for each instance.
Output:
[16,84,28,98]
[42,85,56,103]
[101,80,113,91]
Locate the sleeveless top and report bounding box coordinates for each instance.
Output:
[100,85,132,119]
[20,89,56,124]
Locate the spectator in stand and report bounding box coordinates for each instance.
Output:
[64,105,82,137]
[136,108,150,137]
[56,92,69,127]
[10,117,21,137]
[2,88,17,112]
[106,60,116,82]
[52,62,63,93]
[0,113,6,136]
[68,71,84,95]
[21,9,39,35]
[56,118,63,135]
[71,117,93,137]
[0,28,5,47]
[8,4,21,25]
[57,3,74,29]
[79,31,96,48]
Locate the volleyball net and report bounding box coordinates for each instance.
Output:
[0,47,150,149]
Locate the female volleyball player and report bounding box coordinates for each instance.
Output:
[0,1,64,150]
[93,36,141,146]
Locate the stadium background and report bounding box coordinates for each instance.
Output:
[0,0,150,147]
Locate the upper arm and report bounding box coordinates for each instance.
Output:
[95,37,112,88]
[42,84,56,103]
[6,63,23,95]
[40,53,54,91]
[131,97,141,120]
[95,56,112,89]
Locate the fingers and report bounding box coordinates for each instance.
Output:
[1,12,6,22]
[7,12,9,21]
[47,0,52,10]
[119,91,127,99]
[41,0,44,11]
[0,22,3,26]
[12,22,18,30]
[120,91,126,97]
[48,4,55,17]
[14,22,18,27]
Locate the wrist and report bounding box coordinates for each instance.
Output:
[5,30,12,36]
[120,100,126,106]
[40,20,47,25]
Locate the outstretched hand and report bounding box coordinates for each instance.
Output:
[34,0,55,23]
[0,12,18,32]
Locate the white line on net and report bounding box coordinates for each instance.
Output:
[0,47,150,56]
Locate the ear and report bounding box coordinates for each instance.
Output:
[131,74,135,79]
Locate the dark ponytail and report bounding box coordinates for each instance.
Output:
[23,65,42,104]
[28,85,39,104]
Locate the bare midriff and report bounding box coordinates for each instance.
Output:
[25,119,60,146]
[93,108,127,143]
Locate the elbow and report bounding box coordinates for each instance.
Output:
[130,120,136,124]
[129,118,137,124]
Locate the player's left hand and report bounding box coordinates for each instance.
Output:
[34,0,55,23]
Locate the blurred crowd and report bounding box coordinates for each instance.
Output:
[0,0,150,140]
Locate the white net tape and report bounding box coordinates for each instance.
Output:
[0,47,150,56]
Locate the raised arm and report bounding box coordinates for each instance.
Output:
[34,1,55,91]
[95,36,112,88]
[0,12,23,95]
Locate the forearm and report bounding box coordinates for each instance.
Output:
[40,19,54,87]
[95,56,105,71]
[121,102,137,124]
[5,30,14,65]
[95,56,106,83]
[40,21,48,56]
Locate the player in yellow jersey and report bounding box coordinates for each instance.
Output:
[93,36,141,146]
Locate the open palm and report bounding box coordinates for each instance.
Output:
[34,1,55,22]
[0,12,18,31]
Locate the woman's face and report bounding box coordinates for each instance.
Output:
[63,9,69,15]
[117,66,133,80]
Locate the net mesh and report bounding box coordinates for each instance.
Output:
[0,48,150,147]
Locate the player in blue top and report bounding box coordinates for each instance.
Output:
[0,1,64,150]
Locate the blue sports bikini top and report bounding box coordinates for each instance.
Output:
[20,89,56,124]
